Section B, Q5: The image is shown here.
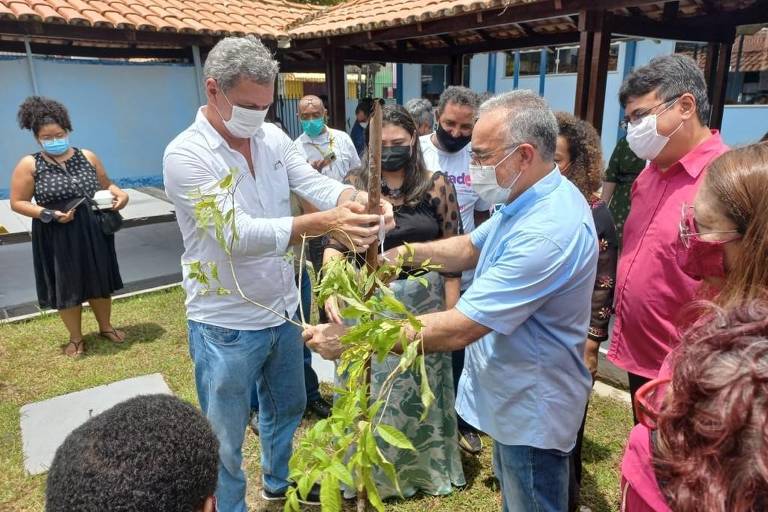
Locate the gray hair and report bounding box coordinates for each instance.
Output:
[619,54,710,125]
[203,36,279,91]
[405,98,434,127]
[437,86,479,115]
[479,90,558,161]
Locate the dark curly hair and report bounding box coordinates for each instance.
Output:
[653,298,768,512]
[554,112,604,200]
[46,394,219,512]
[17,96,72,136]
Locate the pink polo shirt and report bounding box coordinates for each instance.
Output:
[607,131,728,378]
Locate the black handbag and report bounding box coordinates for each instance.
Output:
[89,199,124,236]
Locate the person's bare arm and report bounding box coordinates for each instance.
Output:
[9,156,74,223]
[601,181,617,206]
[304,307,490,360]
[384,235,480,274]
[82,149,129,211]
[444,277,461,310]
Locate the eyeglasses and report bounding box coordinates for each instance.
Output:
[634,377,671,429]
[620,94,682,131]
[678,203,741,249]
[469,144,522,166]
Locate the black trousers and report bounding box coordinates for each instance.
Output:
[628,372,651,425]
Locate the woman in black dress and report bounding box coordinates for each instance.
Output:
[554,111,619,512]
[9,97,129,357]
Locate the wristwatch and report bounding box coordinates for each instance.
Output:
[39,209,56,223]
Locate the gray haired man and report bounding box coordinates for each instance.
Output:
[305,90,598,511]
[163,36,392,511]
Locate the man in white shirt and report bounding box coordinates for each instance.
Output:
[163,36,391,512]
[294,95,361,183]
[420,86,490,455]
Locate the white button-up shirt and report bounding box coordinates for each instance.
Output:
[163,108,350,331]
[294,127,361,183]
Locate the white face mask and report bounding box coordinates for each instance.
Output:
[214,90,267,138]
[359,121,369,129]
[469,147,521,206]
[626,100,683,161]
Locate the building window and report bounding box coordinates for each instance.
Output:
[504,43,620,77]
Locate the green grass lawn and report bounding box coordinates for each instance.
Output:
[0,286,633,511]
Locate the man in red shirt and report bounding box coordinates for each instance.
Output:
[607,55,729,419]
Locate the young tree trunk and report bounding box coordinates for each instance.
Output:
[358,99,382,512]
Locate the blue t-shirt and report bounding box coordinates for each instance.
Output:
[455,168,597,452]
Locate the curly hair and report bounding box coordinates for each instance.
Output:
[45,394,219,512]
[653,298,768,512]
[554,112,604,200]
[17,96,72,136]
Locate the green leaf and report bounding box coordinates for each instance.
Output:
[298,473,314,501]
[284,487,300,512]
[376,424,415,451]
[380,294,407,314]
[218,173,233,190]
[362,467,385,512]
[327,459,354,487]
[379,458,402,495]
[418,354,436,419]
[320,473,341,512]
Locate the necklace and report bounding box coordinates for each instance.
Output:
[381,180,403,199]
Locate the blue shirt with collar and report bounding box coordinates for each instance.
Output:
[455,167,597,452]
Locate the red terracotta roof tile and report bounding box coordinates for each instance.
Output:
[0,0,319,37]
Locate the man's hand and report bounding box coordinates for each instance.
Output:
[54,209,75,223]
[328,201,380,252]
[303,323,348,360]
[324,296,344,324]
[584,339,600,380]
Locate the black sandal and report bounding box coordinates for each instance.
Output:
[99,328,126,343]
[64,339,85,357]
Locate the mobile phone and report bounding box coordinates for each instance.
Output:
[64,197,86,211]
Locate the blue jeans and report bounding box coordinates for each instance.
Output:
[493,442,571,512]
[252,272,320,411]
[188,319,306,512]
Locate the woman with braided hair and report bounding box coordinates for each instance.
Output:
[621,143,768,511]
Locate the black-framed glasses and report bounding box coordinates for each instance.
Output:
[620,94,682,131]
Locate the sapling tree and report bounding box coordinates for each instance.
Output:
[187,103,438,512]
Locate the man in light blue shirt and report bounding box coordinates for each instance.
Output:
[305,90,597,511]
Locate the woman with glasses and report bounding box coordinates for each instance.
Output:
[323,104,466,499]
[9,96,128,357]
[620,143,768,511]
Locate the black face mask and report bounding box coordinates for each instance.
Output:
[436,123,471,153]
[381,145,411,172]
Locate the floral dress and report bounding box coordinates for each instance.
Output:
[330,171,466,499]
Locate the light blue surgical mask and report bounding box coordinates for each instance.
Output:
[40,137,70,156]
[302,118,326,138]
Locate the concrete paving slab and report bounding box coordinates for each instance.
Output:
[0,188,174,236]
[0,221,184,318]
[19,373,172,475]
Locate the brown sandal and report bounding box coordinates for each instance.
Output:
[64,339,85,357]
[99,328,126,344]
